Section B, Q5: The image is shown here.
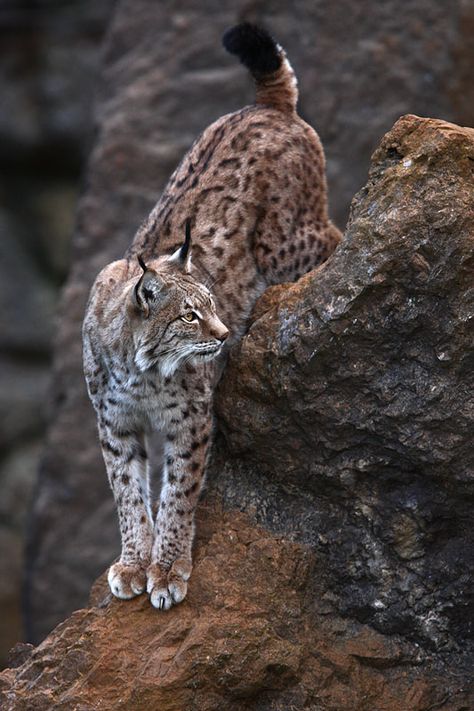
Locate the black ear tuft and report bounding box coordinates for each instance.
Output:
[134,267,164,317]
[179,219,192,265]
[137,254,147,272]
[168,219,193,271]
[222,22,281,76]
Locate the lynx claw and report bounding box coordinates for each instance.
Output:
[107,561,147,599]
[147,557,192,610]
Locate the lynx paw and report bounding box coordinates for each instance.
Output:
[146,557,192,610]
[107,561,147,599]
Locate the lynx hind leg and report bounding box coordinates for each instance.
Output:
[324,220,343,254]
[256,220,338,284]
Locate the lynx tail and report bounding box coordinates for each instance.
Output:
[222,22,298,113]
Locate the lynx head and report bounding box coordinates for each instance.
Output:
[129,221,229,378]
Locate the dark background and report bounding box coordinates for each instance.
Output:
[0,0,473,664]
[0,0,114,663]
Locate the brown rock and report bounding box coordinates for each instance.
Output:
[5,644,34,671]
[2,510,472,710]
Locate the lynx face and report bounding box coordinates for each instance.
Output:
[131,259,229,377]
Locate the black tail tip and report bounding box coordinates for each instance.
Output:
[222,22,281,75]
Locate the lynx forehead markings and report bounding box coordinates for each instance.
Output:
[83,22,341,611]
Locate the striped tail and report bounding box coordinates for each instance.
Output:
[222,22,298,113]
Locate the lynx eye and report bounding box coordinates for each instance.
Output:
[181,311,197,322]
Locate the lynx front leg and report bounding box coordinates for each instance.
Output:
[147,406,212,610]
[98,424,154,599]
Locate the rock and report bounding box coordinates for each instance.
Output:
[0,440,44,666]
[0,531,23,667]
[0,0,114,156]
[215,114,474,651]
[3,113,473,708]
[5,644,34,671]
[1,509,473,710]
[0,209,56,355]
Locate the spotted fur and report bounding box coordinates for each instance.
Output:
[83,23,341,610]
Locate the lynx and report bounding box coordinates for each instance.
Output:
[83,23,341,610]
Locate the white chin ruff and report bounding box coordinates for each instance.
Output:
[192,350,219,364]
[159,356,181,379]
[158,345,221,378]
[135,348,156,373]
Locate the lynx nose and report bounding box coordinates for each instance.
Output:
[209,315,229,343]
[216,328,229,342]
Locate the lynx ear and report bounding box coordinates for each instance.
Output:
[134,256,164,318]
[168,219,192,273]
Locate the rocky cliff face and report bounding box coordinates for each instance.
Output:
[23,0,474,647]
[216,115,474,648]
[2,114,473,710]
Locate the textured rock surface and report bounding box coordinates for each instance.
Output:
[24,0,474,647]
[4,113,473,709]
[215,115,474,653]
[2,509,473,710]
